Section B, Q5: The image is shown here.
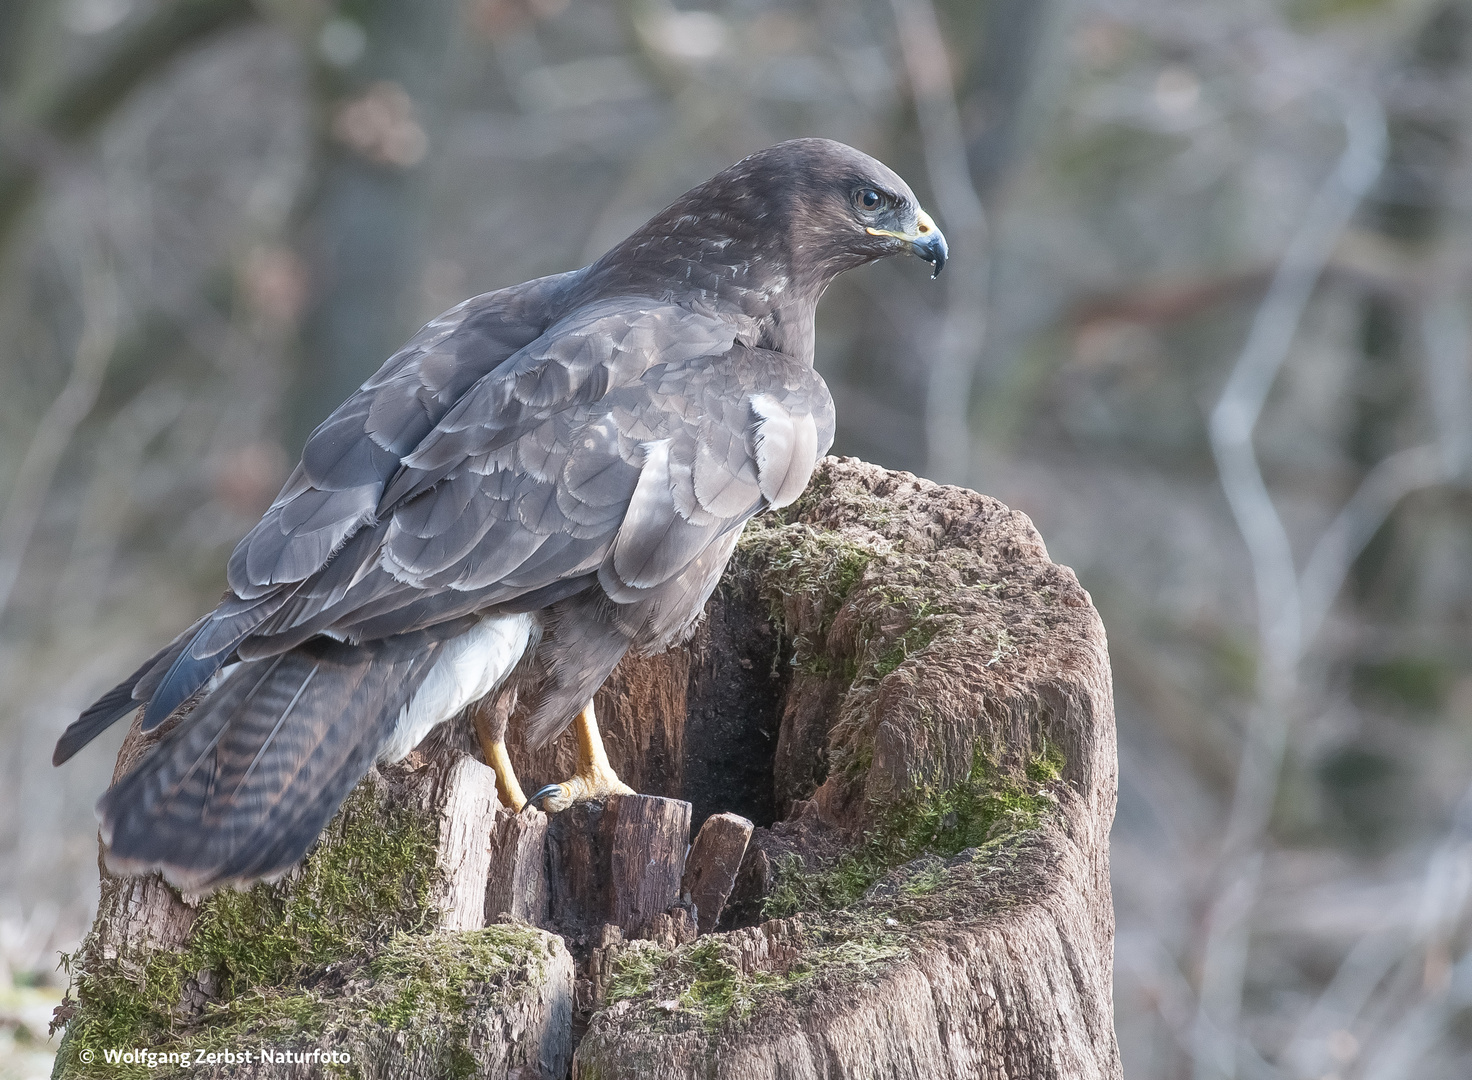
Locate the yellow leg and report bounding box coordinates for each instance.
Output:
[487,739,527,812]
[473,701,527,812]
[529,701,635,812]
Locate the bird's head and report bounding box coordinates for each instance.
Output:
[604,138,947,307]
[753,138,948,284]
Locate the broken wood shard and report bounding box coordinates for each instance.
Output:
[681,811,754,934]
[425,754,503,932]
[485,805,550,927]
[547,794,692,940]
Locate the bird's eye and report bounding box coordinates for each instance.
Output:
[857,188,882,211]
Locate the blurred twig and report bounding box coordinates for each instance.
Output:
[1281,295,1472,1078]
[0,250,120,627]
[52,384,187,632]
[1297,445,1442,644]
[1355,786,1472,1080]
[0,0,258,253]
[887,0,989,485]
[1420,295,1472,480]
[1193,90,1387,1080]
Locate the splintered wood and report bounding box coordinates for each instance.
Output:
[545,794,692,941]
[681,811,754,934]
[484,806,550,926]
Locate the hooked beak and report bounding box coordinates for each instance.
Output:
[867,209,948,278]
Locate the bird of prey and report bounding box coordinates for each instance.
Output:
[53,138,947,892]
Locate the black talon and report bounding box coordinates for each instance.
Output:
[526,784,562,811]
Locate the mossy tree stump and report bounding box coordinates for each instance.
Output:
[54,458,1119,1080]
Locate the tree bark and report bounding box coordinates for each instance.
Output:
[682,812,754,936]
[56,458,1120,1080]
[546,795,693,944]
[485,807,551,927]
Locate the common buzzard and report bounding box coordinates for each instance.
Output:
[54,138,948,891]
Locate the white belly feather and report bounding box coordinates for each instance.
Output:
[377,612,537,763]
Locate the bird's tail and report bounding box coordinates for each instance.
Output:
[97,630,449,893]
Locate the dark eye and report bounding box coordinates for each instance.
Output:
[857,188,882,211]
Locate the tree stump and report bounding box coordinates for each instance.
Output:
[53,457,1120,1079]
[682,812,754,935]
[546,795,693,944]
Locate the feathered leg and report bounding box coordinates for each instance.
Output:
[528,701,633,812]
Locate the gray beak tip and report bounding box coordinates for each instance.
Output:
[917,232,948,278]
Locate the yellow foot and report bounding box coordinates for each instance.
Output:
[472,693,528,812]
[529,769,635,812]
[528,699,635,812]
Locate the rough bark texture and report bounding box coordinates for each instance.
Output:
[55,457,1119,1080]
[546,796,693,944]
[682,813,754,936]
[485,807,551,927]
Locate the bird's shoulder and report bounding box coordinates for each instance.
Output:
[228,282,762,599]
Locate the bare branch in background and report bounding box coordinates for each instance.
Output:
[1194,90,1387,1080]
[0,0,258,253]
[1420,295,1472,480]
[1298,444,1442,644]
[887,0,988,485]
[51,384,188,632]
[1279,292,1472,1079]
[1284,931,1407,1077]
[1353,786,1472,1080]
[0,244,119,627]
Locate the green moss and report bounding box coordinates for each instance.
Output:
[870,620,942,679]
[366,925,547,1028]
[55,781,474,1079]
[60,925,549,1080]
[604,942,669,1004]
[737,518,887,635]
[605,923,904,1031]
[766,743,1062,917]
[899,861,947,897]
[737,516,966,737]
[673,938,790,1027]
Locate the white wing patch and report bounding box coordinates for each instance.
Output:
[692,439,761,518]
[751,394,819,508]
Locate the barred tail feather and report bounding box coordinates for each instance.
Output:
[97,632,446,892]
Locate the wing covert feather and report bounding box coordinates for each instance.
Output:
[212,291,833,655]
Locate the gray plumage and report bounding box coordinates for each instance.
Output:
[55,138,948,890]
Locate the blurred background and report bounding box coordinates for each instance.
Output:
[2,0,1471,1077]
